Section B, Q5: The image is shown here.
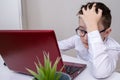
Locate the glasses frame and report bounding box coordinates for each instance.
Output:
[75,27,106,37]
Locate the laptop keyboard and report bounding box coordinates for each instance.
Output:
[64,65,82,75]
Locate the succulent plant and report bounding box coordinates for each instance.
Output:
[26,51,63,80]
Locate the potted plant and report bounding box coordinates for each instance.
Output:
[26,52,71,80]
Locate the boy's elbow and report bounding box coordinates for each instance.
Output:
[92,59,116,79]
[93,72,111,79]
[92,69,112,79]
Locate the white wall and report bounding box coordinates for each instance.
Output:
[0,0,22,30]
[23,0,80,40]
[23,0,120,44]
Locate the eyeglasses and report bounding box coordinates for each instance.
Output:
[75,27,106,37]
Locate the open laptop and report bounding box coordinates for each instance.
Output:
[0,30,86,79]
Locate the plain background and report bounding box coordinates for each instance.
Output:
[0,0,22,29]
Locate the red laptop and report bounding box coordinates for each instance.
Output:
[0,30,86,79]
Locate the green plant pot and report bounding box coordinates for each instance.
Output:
[33,72,71,80]
[56,72,71,80]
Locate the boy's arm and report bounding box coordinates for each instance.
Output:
[88,30,119,79]
[58,35,77,51]
[80,3,119,78]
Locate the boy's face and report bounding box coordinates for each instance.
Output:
[79,18,111,48]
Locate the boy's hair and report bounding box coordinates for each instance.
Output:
[78,2,112,29]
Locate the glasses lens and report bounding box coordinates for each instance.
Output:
[76,29,86,37]
[76,30,81,36]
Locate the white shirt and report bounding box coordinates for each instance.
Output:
[58,30,120,79]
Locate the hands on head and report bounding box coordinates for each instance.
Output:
[79,3,103,33]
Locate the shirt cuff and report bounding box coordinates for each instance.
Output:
[88,30,103,44]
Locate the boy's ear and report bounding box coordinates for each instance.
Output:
[105,28,111,37]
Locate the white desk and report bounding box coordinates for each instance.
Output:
[0,55,120,80]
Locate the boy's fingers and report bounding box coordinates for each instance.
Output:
[98,9,102,15]
[79,14,84,19]
[82,7,86,14]
[91,3,96,11]
[92,3,96,7]
[87,4,90,10]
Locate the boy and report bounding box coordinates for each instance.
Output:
[58,2,120,79]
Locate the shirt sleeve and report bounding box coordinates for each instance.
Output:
[58,35,77,51]
[88,30,120,79]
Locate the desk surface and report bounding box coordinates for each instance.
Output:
[0,55,120,80]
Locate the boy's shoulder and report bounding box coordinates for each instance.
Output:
[105,37,120,50]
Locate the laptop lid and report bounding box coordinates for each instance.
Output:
[0,30,64,74]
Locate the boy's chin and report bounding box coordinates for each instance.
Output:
[83,43,88,48]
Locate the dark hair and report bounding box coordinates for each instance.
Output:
[78,2,112,29]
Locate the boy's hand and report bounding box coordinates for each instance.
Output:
[80,4,102,32]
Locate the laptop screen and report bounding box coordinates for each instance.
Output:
[0,30,64,74]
